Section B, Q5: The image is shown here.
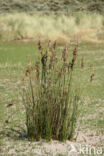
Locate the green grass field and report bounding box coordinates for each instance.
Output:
[0,42,104,155]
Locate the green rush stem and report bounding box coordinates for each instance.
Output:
[29,78,35,111]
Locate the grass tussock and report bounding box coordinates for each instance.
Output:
[22,41,81,141]
[0,13,104,43]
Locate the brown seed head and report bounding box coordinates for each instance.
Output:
[90,73,95,82]
[71,46,78,70]
[38,40,42,51]
[25,68,30,76]
[49,56,54,69]
[58,67,63,78]
[35,61,40,79]
[53,41,57,50]
[81,57,84,69]
[41,51,47,68]
[62,47,68,62]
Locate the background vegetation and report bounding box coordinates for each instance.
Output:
[0,12,104,42]
[0,0,104,15]
[0,0,104,42]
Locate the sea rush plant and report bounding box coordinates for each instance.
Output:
[22,40,80,141]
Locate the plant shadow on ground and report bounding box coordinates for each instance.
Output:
[0,126,27,141]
